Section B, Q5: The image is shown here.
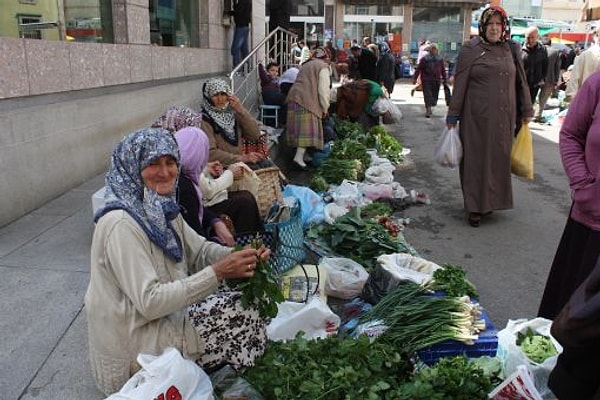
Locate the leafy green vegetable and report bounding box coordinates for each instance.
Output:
[329,138,371,172]
[244,334,413,399]
[367,125,404,164]
[334,119,365,140]
[227,236,284,319]
[360,202,393,219]
[309,175,329,193]
[315,158,363,185]
[516,328,558,363]
[425,263,479,299]
[398,356,497,399]
[306,207,416,270]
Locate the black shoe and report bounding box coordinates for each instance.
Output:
[292,160,309,171]
[411,89,415,97]
[468,213,481,227]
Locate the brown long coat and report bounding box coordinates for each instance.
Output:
[448,37,533,213]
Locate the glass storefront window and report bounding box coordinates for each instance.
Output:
[64,0,113,43]
[412,7,463,60]
[344,5,392,15]
[149,0,199,47]
[293,0,324,17]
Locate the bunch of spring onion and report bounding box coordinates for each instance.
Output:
[360,281,486,354]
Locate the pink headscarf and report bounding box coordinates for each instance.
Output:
[174,127,210,222]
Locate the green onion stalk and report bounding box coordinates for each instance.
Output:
[360,282,486,354]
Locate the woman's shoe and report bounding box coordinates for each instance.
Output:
[468,213,481,227]
[292,160,309,171]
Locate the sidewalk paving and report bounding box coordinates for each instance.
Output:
[0,80,563,399]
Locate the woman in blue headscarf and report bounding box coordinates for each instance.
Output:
[86,128,269,396]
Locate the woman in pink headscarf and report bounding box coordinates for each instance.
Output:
[175,127,263,241]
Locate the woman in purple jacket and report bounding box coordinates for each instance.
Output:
[538,70,600,320]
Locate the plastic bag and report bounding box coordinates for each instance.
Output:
[434,126,462,168]
[511,124,534,179]
[266,297,340,341]
[361,254,441,305]
[497,318,562,399]
[359,183,394,200]
[320,257,369,299]
[489,364,544,400]
[282,184,325,227]
[106,347,213,400]
[364,164,395,184]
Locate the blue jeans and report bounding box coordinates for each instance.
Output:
[231,26,249,67]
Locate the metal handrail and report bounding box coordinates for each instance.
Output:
[229,27,298,116]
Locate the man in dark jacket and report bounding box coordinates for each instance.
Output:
[536,36,561,122]
[350,44,377,81]
[522,26,548,108]
[549,254,600,399]
[230,0,252,68]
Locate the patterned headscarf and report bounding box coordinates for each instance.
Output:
[95,128,183,262]
[202,78,237,145]
[478,6,510,42]
[174,127,210,224]
[311,47,329,60]
[152,106,203,133]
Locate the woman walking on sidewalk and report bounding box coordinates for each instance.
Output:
[413,42,447,117]
[445,5,532,227]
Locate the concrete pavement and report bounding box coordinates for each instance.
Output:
[0,81,568,399]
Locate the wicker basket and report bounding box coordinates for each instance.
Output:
[255,166,284,217]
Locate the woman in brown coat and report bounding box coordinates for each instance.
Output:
[445,6,533,227]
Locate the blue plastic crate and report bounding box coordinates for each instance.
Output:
[416,310,498,366]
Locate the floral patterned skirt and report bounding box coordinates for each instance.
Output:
[187,288,266,371]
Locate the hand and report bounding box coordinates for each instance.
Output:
[228,164,244,179]
[206,161,223,177]
[212,220,235,247]
[239,152,263,164]
[211,248,261,280]
[228,94,244,113]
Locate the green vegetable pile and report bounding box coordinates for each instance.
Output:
[397,356,499,399]
[425,263,479,299]
[361,282,486,354]
[368,125,404,164]
[334,119,365,140]
[306,207,416,270]
[516,327,558,363]
[226,236,284,319]
[314,158,364,185]
[329,138,371,172]
[243,334,413,399]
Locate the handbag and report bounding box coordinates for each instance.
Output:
[264,200,305,274]
[106,347,213,400]
[511,123,534,180]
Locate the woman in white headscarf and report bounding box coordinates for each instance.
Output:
[200,78,270,169]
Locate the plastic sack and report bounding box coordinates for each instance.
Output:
[210,365,265,400]
[323,203,349,224]
[489,365,543,400]
[383,102,403,124]
[331,180,364,208]
[320,257,369,299]
[106,347,213,400]
[361,253,441,305]
[282,184,325,227]
[359,183,394,200]
[370,97,392,116]
[364,164,395,184]
[266,297,340,341]
[497,318,562,399]
[434,126,462,168]
[511,124,534,179]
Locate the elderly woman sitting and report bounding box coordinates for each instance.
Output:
[201,78,272,169]
[86,128,270,396]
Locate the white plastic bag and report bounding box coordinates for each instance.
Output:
[320,257,369,299]
[434,126,462,168]
[106,347,213,400]
[497,318,562,400]
[376,253,442,285]
[267,297,340,341]
[489,364,544,400]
